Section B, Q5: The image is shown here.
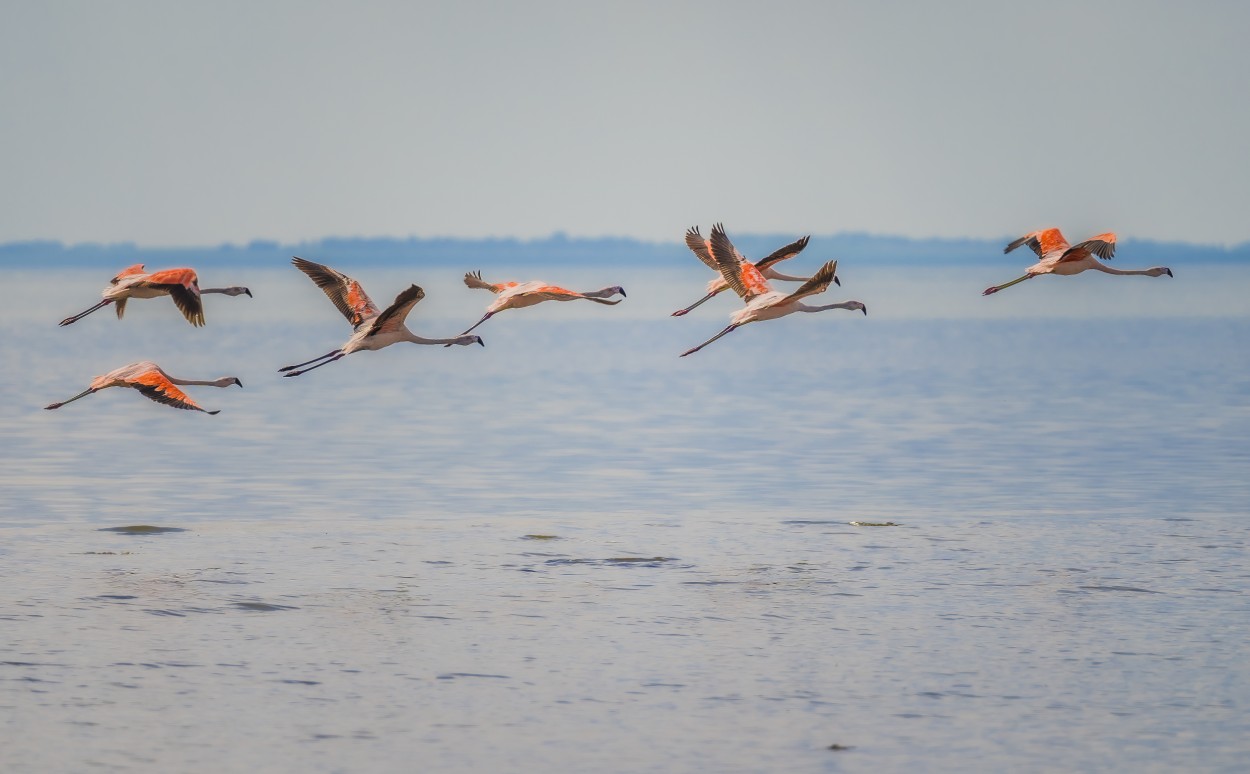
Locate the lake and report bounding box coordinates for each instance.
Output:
[2,259,1248,772]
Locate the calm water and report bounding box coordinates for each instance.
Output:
[2,261,1249,772]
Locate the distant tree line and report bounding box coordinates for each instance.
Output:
[2,233,1247,269]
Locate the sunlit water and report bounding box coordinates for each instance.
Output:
[2,261,1248,772]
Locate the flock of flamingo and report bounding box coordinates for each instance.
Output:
[43,223,1173,415]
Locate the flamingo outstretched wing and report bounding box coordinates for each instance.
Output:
[708,223,770,301]
[684,227,719,272]
[130,369,213,413]
[465,271,515,293]
[292,257,380,329]
[143,268,205,326]
[110,264,147,284]
[754,235,811,272]
[1061,232,1117,262]
[1005,228,1070,258]
[369,285,426,334]
[776,260,840,306]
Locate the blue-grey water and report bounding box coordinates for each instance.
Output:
[2,261,1248,772]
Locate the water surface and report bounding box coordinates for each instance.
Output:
[2,262,1248,772]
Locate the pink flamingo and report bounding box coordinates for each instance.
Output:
[58,264,251,326]
[44,361,241,414]
[456,271,625,337]
[673,226,821,316]
[280,258,482,377]
[680,224,866,357]
[983,229,1172,295]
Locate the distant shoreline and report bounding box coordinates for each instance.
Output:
[3,233,1248,269]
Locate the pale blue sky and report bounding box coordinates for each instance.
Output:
[2,0,1247,247]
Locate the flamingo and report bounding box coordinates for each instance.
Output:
[680,223,866,357]
[58,264,252,327]
[456,271,626,338]
[279,257,483,377]
[672,227,823,316]
[983,228,1172,296]
[44,361,241,414]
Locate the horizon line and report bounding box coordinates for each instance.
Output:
[3,231,1250,252]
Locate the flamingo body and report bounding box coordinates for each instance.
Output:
[280,257,483,377]
[44,361,241,414]
[58,265,251,326]
[983,228,1172,296]
[457,271,626,336]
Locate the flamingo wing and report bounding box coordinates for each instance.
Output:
[1060,232,1117,262]
[143,269,205,326]
[708,223,770,301]
[1005,228,1069,258]
[754,235,811,272]
[684,227,719,271]
[369,285,426,334]
[464,271,506,293]
[776,260,839,305]
[110,264,147,284]
[522,285,587,302]
[292,257,379,329]
[129,370,211,413]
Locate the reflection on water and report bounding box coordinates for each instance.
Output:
[1,264,1249,772]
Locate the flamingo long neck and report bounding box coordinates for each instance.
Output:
[168,376,237,388]
[798,301,861,313]
[404,331,480,346]
[201,286,251,296]
[1088,263,1161,277]
[581,287,621,299]
[763,269,806,282]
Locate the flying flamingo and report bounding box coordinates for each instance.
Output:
[58,264,252,327]
[279,257,483,377]
[44,361,241,414]
[983,228,1172,296]
[680,223,866,357]
[455,271,626,338]
[672,227,823,316]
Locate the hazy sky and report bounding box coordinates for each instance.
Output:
[3,1,1248,246]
